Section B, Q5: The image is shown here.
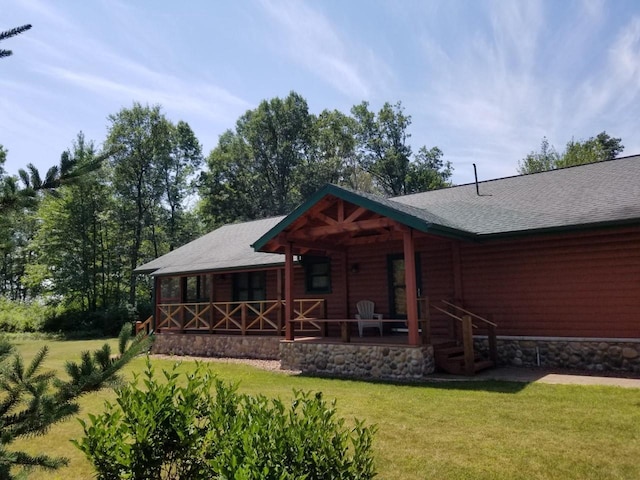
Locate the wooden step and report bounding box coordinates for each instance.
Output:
[435,354,495,375]
[473,359,494,373]
[434,345,464,358]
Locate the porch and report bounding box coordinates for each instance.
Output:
[138,296,498,377]
[140,185,501,377]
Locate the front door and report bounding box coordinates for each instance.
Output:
[387,253,422,319]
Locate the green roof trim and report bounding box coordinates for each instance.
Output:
[252,184,475,252]
[476,217,640,242]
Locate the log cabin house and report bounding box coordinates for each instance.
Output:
[135,156,640,379]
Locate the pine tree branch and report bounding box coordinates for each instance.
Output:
[0,324,152,478]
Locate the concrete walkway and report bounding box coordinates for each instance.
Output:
[429,366,640,388]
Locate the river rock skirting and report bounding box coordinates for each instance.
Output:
[279,341,435,381]
[152,333,281,360]
[474,336,640,373]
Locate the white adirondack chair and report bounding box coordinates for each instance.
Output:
[355,300,383,337]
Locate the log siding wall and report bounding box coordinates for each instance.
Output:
[459,226,640,338]
[155,225,640,341]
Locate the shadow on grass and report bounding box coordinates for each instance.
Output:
[294,371,530,393]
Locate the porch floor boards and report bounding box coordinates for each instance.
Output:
[289,334,454,347]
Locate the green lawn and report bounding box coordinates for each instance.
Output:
[9,337,640,480]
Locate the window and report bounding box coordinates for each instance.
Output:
[233,272,266,301]
[304,256,331,294]
[184,274,211,302]
[159,277,180,303]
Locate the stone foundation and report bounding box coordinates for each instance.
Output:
[474,336,640,373]
[152,333,640,376]
[152,333,281,360]
[280,341,435,381]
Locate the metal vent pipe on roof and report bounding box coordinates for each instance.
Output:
[473,163,480,196]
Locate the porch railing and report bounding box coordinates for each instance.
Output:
[135,315,153,335]
[156,299,326,335]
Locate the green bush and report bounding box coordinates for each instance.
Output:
[43,304,138,335]
[0,297,48,332]
[0,299,144,335]
[74,360,377,480]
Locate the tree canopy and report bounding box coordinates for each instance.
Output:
[199,92,452,227]
[518,132,624,174]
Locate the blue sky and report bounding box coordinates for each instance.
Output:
[2,0,640,185]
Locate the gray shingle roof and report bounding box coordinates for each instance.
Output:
[137,155,640,276]
[391,155,640,236]
[134,216,286,276]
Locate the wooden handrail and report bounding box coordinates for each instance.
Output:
[461,315,475,375]
[441,300,497,327]
[135,316,153,335]
[437,299,499,371]
[431,304,479,328]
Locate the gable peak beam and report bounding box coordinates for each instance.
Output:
[288,216,310,232]
[312,211,339,226]
[344,206,367,224]
[276,233,344,254]
[288,217,396,240]
[337,199,344,222]
[344,231,402,246]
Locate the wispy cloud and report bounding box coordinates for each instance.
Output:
[259,0,391,99]
[414,1,640,180]
[14,0,72,28]
[10,4,251,124]
[416,3,546,177]
[2,0,255,172]
[585,17,640,114]
[24,4,251,124]
[40,63,250,124]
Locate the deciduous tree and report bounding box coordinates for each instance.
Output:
[23,133,120,311]
[200,92,317,225]
[518,132,624,174]
[406,146,452,193]
[106,104,201,304]
[352,101,451,196]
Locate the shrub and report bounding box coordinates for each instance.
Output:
[74,360,377,480]
[43,304,138,336]
[0,297,47,332]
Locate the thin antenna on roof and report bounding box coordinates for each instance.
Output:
[473,163,480,196]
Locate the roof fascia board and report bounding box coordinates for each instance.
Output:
[150,262,291,278]
[477,218,640,242]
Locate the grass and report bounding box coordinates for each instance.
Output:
[8,337,640,480]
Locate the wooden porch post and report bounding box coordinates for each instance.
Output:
[451,242,464,342]
[451,242,464,302]
[341,250,350,338]
[209,274,215,332]
[276,268,283,333]
[152,276,158,331]
[284,242,295,340]
[404,229,419,346]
